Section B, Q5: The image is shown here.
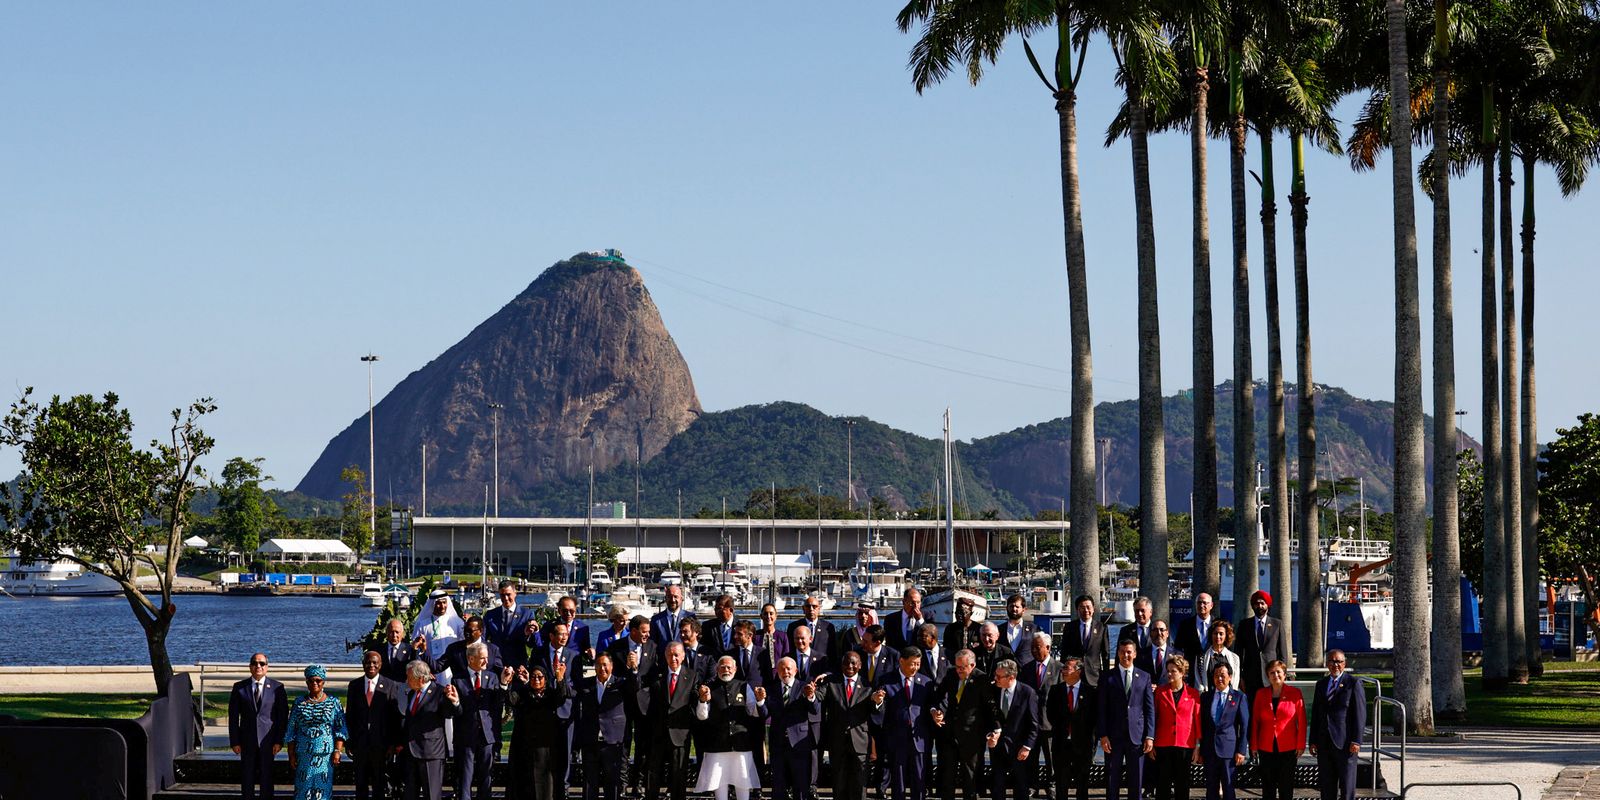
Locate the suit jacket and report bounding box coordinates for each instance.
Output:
[766,680,822,751]
[650,608,696,647]
[641,666,701,747]
[535,619,591,653]
[371,641,423,683]
[820,673,877,756]
[873,671,936,755]
[971,644,1014,681]
[934,672,998,749]
[1152,684,1202,749]
[228,678,288,750]
[1174,614,1216,666]
[1045,681,1097,756]
[681,647,714,680]
[726,644,766,686]
[450,669,506,748]
[608,636,658,687]
[883,611,926,652]
[1058,616,1111,687]
[575,675,633,746]
[857,647,897,688]
[1199,688,1250,759]
[1234,615,1290,694]
[997,620,1039,655]
[835,625,865,661]
[944,619,981,656]
[992,683,1038,759]
[484,605,532,664]
[531,644,583,686]
[756,626,791,666]
[1250,685,1306,754]
[699,617,738,658]
[396,682,460,760]
[788,647,830,682]
[595,624,631,654]
[1134,643,1183,685]
[1016,655,1059,732]
[1309,673,1366,750]
[1096,666,1155,747]
[431,638,503,679]
[345,674,401,752]
[789,617,836,662]
[919,647,951,684]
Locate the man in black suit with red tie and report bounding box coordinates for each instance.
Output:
[447,643,505,800]
[348,650,401,800]
[1310,649,1365,800]
[229,653,288,800]
[642,642,700,800]
[1046,656,1097,800]
[397,660,460,800]
[820,652,877,800]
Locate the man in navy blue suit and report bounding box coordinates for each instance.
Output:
[988,660,1039,800]
[484,580,530,666]
[447,643,505,800]
[767,656,823,800]
[651,584,695,646]
[576,652,633,800]
[856,625,897,687]
[1097,641,1154,800]
[1199,661,1250,800]
[544,595,592,655]
[371,618,423,682]
[1310,649,1366,800]
[700,594,739,659]
[788,594,836,660]
[871,647,937,800]
[229,652,288,800]
[532,621,584,684]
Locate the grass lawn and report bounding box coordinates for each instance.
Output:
[0,693,156,720]
[1456,662,1600,728]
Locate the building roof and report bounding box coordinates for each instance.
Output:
[183,535,209,547]
[257,538,354,555]
[558,546,722,566]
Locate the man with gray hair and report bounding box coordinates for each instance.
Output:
[1017,631,1058,786]
[398,659,459,800]
[988,659,1039,800]
[971,622,1014,680]
[448,642,505,800]
[643,642,700,800]
[932,650,996,800]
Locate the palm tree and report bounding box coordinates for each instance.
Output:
[1383,0,1435,736]
[896,1,1100,599]
[1498,98,1529,684]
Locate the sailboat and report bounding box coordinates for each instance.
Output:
[920,408,988,626]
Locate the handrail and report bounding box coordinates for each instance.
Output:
[1403,781,1520,799]
[195,661,367,713]
[1372,696,1406,794]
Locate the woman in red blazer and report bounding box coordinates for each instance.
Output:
[1149,655,1201,800]
[1249,659,1305,800]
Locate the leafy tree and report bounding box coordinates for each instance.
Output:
[569,537,621,577]
[1457,449,1486,589]
[0,389,214,694]
[1536,414,1600,614]
[341,465,375,564]
[215,457,275,558]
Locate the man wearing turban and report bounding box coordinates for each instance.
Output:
[1235,590,1290,697]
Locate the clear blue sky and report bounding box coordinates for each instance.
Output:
[4,3,1596,489]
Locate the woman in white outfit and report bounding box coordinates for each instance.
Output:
[1192,619,1242,690]
[694,655,765,800]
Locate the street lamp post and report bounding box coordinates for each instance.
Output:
[489,402,502,582]
[1455,409,1468,453]
[360,354,380,545]
[845,419,857,511]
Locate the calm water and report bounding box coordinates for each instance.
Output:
[0,593,540,667]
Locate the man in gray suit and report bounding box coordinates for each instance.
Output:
[397,660,460,800]
[229,652,288,800]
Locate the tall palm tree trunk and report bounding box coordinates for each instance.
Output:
[1056,20,1099,601]
[1228,44,1260,617]
[1385,0,1435,735]
[1520,153,1541,677]
[1499,119,1528,684]
[1291,134,1322,666]
[1260,127,1293,656]
[1480,90,1508,690]
[1192,63,1221,602]
[1429,0,1466,719]
[1131,95,1170,623]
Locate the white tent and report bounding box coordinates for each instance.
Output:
[183,535,209,548]
[257,538,355,564]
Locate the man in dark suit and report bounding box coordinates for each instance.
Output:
[883,588,925,652]
[348,650,401,800]
[229,653,288,800]
[820,652,876,800]
[727,619,765,686]
[641,642,700,800]
[767,656,823,800]
[1235,590,1291,697]
[1046,657,1097,800]
[870,648,937,800]
[1017,632,1059,789]
[431,615,503,679]
[609,617,659,796]
[789,623,830,682]
[650,584,695,646]
[932,650,996,800]
[543,594,592,655]
[971,623,1016,680]
[789,594,836,660]
[1115,596,1157,653]
[988,660,1039,800]
[577,652,633,800]
[943,596,982,655]
[915,623,950,684]
[373,618,423,682]
[1133,620,1181,690]
[1097,641,1154,800]
[997,594,1038,655]
[679,617,714,676]
[1199,661,1250,800]
[699,594,739,659]
[1310,650,1365,800]
[396,661,460,800]
[836,603,874,658]
[1175,592,1217,668]
[447,643,504,800]
[856,625,897,687]
[484,580,531,668]
[532,621,584,685]
[1058,595,1110,687]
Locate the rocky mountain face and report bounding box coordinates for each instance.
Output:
[295,252,702,507]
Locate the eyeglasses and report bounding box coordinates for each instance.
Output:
[1329,660,1346,666]
[251,661,269,667]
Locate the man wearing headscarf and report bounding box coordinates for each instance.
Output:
[411,590,466,673]
[1234,590,1290,697]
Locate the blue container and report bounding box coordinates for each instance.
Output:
[291,574,313,586]
[266,573,288,585]
[314,575,334,586]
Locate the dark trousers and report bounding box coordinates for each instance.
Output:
[456,741,495,800]
[1027,731,1050,786]
[938,739,983,800]
[988,748,1030,800]
[1107,741,1145,800]
[829,747,869,800]
[1152,747,1191,800]
[1316,744,1358,800]
[239,742,276,800]
[886,745,926,800]
[525,745,565,800]
[1257,750,1297,800]
[585,742,625,800]
[352,744,391,800]
[771,742,816,800]
[624,714,646,792]
[403,754,445,800]
[1202,755,1237,800]
[645,741,691,800]
[1052,743,1093,800]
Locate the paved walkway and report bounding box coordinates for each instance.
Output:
[1545,767,1600,799]
[1401,728,1600,799]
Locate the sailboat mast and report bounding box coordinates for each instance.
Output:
[943,408,957,586]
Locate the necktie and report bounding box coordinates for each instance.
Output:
[1081,621,1089,649]
[1153,647,1161,676]
[1124,670,1133,697]
[409,689,421,716]
[1258,618,1265,644]
[669,672,678,697]
[799,653,808,677]
[474,671,481,694]
[1327,676,1338,699]
[868,658,876,684]
[904,677,912,704]
[1037,662,1045,686]
[783,682,792,701]
[253,681,262,707]
[956,679,965,703]
[366,680,374,706]
[1066,685,1075,737]
[1002,689,1011,716]
[723,625,731,649]
[1213,693,1225,724]
[846,679,854,703]
[391,644,399,662]
[1140,626,1148,648]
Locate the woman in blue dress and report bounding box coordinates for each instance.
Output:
[284,663,348,800]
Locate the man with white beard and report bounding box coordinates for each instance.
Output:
[693,655,766,800]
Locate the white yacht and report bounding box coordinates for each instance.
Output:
[359,582,385,607]
[588,567,614,592]
[0,554,121,596]
[848,531,911,606]
[658,569,684,586]
[609,584,658,618]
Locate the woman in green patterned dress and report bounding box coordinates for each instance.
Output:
[284,664,348,800]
